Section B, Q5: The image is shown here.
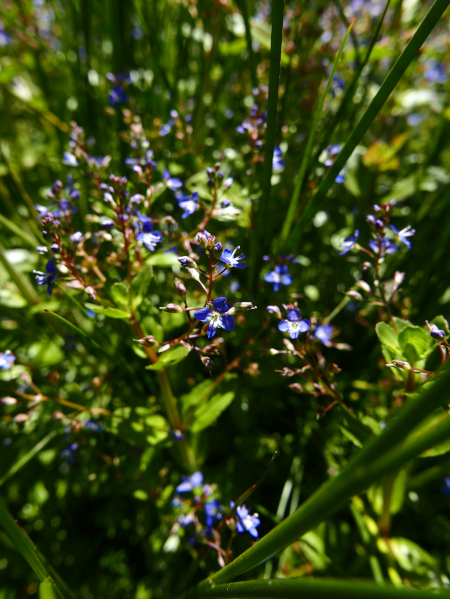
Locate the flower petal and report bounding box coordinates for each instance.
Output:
[194,307,213,322]
[298,319,310,333]
[219,314,235,332]
[212,297,229,313]
[278,320,290,333]
[287,309,301,322]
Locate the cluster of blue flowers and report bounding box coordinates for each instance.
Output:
[340,200,415,258]
[171,471,260,548]
[0,351,15,370]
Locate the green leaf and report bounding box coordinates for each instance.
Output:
[110,282,129,308]
[398,325,433,363]
[131,265,153,308]
[190,391,235,433]
[147,252,180,267]
[110,407,168,445]
[375,322,401,353]
[386,538,436,574]
[39,578,58,599]
[84,303,131,319]
[181,380,214,416]
[146,345,191,370]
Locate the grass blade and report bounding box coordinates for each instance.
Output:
[285,0,450,251]
[0,431,57,488]
[184,578,445,599]
[278,19,354,247]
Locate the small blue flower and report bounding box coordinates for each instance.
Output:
[204,499,222,529]
[84,419,104,432]
[441,477,450,496]
[429,323,445,341]
[223,177,233,191]
[136,220,163,251]
[335,166,347,184]
[0,351,15,370]
[63,152,78,167]
[194,297,235,339]
[108,86,128,106]
[424,63,447,84]
[264,265,292,292]
[70,231,83,244]
[340,230,359,255]
[278,309,310,340]
[369,236,397,255]
[273,147,285,171]
[163,169,182,190]
[177,192,199,219]
[61,442,78,465]
[169,430,185,441]
[236,505,260,538]
[220,246,246,269]
[176,471,204,493]
[390,225,415,249]
[34,259,56,296]
[312,324,333,345]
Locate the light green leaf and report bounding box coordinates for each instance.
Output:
[376,322,401,353]
[146,252,180,268]
[190,391,235,433]
[181,380,214,417]
[110,283,129,308]
[84,303,131,319]
[110,407,168,445]
[146,345,191,370]
[398,325,434,362]
[131,265,153,308]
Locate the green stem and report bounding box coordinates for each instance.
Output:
[237,0,258,88]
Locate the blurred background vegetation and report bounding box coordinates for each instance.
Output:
[2,0,450,597]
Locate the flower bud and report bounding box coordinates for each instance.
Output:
[345,290,363,300]
[355,280,371,294]
[234,302,255,310]
[386,360,411,370]
[288,383,303,393]
[186,268,201,282]
[13,413,29,424]
[267,305,282,319]
[1,397,18,405]
[178,256,196,267]
[52,411,66,420]
[174,278,187,298]
[200,355,215,371]
[160,304,183,313]
[223,177,233,191]
[135,335,158,346]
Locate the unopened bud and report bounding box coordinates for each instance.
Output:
[1,397,18,405]
[355,280,371,294]
[234,302,254,310]
[288,383,303,393]
[174,278,187,298]
[200,355,215,370]
[135,335,158,347]
[178,256,196,267]
[386,360,411,370]
[186,267,201,282]
[316,406,326,420]
[52,411,66,420]
[267,305,282,319]
[160,304,183,313]
[13,413,29,424]
[203,344,220,355]
[346,290,363,300]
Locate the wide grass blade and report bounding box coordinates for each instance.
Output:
[184,578,446,599]
[278,19,354,247]
[189,364,450,587]
[285,0,450,251]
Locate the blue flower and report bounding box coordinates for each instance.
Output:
[429,323,445,341]
[84,419,104,432]
[163,169,182,190]
[176,471,204,493]
[194,297,235,339]
[169,430,185,441]
[369,236,397,254]
[34,259,56,295]
[136,220,163,251]
[204,499,222,528]
[278,309,310,340]
[340,230,359,255]
[61,442,78,465]
[273,147,285,171]
[335,166,347,184]
[220,246,246,269]
[264,265,292,292]
[312,324,333,345]
[108,86,128,106]
[177,191,199,219]
[70,231,83,244]
[390,225,415,249]
[236,505,260,538]
[0,351,15,370]
[63,152,78,167]
[441,477,450,496]
[424,63,447,84]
